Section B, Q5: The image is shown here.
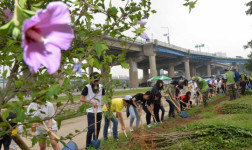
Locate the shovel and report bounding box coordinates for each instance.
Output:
[136,106,144,129]
[168,95,188,118]
[123,130,128,140]
[90,107,100,149]
[38,122,78,150]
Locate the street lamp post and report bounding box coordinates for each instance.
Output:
[161,27,170,44]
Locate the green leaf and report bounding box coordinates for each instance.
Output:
[79,104,92,113]
[63,78,70,88]
[46,84,61,98]
[120,41,126,46]
[2,109,9,120]
[89,58,94,66]
[17,53,23,62]
[94,42,103,58]
[120,61,129,69]
[31,136,38,146]
[0,21,14,35]
[109,0,112,8]
[151,10,157,13]
[74,0,80,5]
[65,68,74,75]
[19,0,27,8]
[2,70,7,79]
[56,118,62,129]
[56,102,63,108]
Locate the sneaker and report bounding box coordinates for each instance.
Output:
[147,124,152,128]
[129,127,134,132]
[160,121,163,123]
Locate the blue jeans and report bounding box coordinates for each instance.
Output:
[160,105,165,121]
[143,104,151,125]
[166,99,175,118]
[129,105,140,128]
[103,112,118,140]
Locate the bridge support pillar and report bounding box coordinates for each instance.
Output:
[129,58,139,88]
[184,58,191,80]
[191,65,196,77]
[149,55,157,78]
[207,64,211,76]
[143,67,149,83]
[168,65,175,77]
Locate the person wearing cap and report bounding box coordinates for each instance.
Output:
[132,91,153,130]
[224,67,236,100]
[164,80,178,118]
[232,67,240,98]
[102,96,131,140]
[192,76,209,107]
[80,72,105,148]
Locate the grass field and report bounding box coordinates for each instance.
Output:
[94,94,252,150]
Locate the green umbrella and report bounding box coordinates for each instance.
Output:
[151,75,172,81]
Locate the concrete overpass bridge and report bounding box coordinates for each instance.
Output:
[100,38,247,88]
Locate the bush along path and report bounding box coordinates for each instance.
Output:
[100,95,252,150]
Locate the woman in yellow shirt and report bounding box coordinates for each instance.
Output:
[102,95,132,140]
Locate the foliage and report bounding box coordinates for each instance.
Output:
[245,52,252,72]
[219,103,252,114]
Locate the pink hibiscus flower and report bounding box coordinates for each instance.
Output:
[22,1,74,74]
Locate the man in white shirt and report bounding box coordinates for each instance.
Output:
[80,72,105,149]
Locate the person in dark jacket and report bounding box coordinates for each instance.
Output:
[151,80,165,123]
[164,80,178,118]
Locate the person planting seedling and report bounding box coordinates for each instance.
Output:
[102,95,132,140]
[132,91,154,129]
[192,76,209,107]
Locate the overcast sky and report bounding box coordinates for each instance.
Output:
[109,0,252,78]
[146,0,252,57]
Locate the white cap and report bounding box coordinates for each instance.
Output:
[123,95,132,101]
